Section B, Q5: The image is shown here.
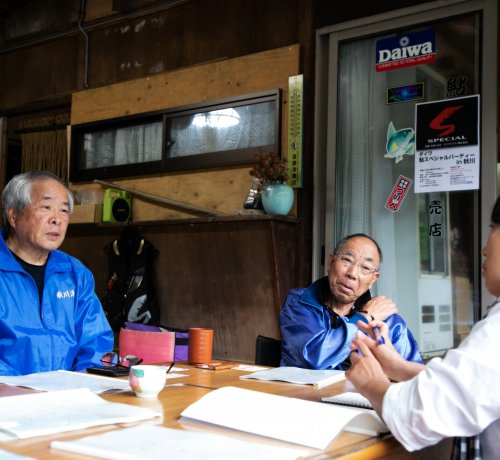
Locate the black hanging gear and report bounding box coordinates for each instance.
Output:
[101,227,160,331]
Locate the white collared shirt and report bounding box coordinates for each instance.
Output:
[382,301,500,458]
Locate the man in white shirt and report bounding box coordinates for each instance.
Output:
[345,197,500,459]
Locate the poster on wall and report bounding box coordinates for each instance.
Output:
[414,95,480,193]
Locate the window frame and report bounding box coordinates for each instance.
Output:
[70,89,281,182]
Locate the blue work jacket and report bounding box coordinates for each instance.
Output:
[0,229,114,375]
[280,278,422,369]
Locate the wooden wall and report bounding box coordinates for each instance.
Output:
[84,0,299,88]
[70,45,300,221]
[62,216,297,363]
[0,0,300,112]
[65,45,302,362]
[0,0,450,289]
[0,0,314,287]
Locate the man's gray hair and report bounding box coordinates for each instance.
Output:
[2,171,74,227]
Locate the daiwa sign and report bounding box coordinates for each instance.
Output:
[376,29,436,72]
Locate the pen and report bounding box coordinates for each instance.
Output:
[373,326,385,345]
[166,362,175,373]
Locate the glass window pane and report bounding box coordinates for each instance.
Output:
[80,120,163,169]
[166,101,275,158]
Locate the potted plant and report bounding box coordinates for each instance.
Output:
[249,151,294,215]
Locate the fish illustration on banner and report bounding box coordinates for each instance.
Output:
[385,121,415,163]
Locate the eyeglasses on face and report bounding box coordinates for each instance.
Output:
[100,351,143,368]
[334,252,379,276]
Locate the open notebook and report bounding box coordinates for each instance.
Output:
[180,386,388,450]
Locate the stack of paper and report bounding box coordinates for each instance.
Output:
[0,370,130,394]
[51,424,310,460]
[0,388,161,440]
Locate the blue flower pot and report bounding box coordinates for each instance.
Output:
[261,183,294,215]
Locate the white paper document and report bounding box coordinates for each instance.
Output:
[234,364,270,372]
[0,388,161,440]
[51,424,310,460]
[0,449,35,460]
[0,370,131,393]
[160,365,189,373]
[240,366,345,388]
[164,372,189,380]
[180,386,388,449]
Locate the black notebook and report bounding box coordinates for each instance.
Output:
[321,391,373,410]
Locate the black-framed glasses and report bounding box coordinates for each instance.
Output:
[100,351,143,368]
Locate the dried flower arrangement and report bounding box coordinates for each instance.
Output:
[249,151,289,185]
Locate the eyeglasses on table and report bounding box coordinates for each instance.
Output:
[100,351,143,368]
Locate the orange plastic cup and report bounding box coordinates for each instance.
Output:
[188,328,214,364]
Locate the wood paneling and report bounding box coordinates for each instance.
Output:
[86,0,298,87]
[74,171,282,222]
[85,0,114,21]
[0,0,298,111]
[71,44,299,123]
[70,45,300,220]
[1,0,310,291]
[0,37,79,111]
[62,216,297,362]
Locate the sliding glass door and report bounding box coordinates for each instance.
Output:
[315,0,497,358]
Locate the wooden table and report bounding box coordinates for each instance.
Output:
[0,365,451,459]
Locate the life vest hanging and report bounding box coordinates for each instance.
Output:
[101,229,160,331]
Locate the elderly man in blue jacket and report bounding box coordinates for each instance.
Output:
[0,171,113,375]
[280,233,422,370]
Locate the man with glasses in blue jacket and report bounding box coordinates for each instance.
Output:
[280,233,422,370]
[0,171,113,375]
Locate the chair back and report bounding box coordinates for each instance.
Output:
[255,335,282,367]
